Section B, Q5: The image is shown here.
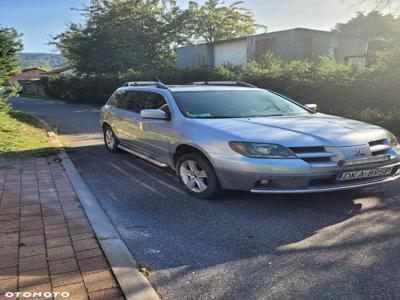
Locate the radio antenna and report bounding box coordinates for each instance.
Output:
[153,73,162,83]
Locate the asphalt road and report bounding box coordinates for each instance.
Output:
[10,97,400,300]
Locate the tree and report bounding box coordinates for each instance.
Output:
[333,11,400,42]
[54,0,194,75]
[333,11,400,64]
[0,26,23,108]
[189,0,265,43]
[55,0,264,75]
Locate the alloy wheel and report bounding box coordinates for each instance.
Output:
[105,128,115,150]
[179,160,208,193]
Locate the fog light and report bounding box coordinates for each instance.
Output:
[260,179,270,185]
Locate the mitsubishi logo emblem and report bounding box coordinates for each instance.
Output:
[355,148,365,157]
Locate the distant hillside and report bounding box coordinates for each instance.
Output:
[19,53,67,70]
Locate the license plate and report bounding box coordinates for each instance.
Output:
[338,167,393,182]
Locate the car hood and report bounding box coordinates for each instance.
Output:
[193,113,388,147]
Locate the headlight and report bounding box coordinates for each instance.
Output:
[388,132,399,148]
[229,142,297,159]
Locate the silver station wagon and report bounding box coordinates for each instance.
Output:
[101,81,400,199]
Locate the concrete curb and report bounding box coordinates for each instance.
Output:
[33,115,161,300]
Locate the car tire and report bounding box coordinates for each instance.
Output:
[176,153,221,199]
[103,125,119,153]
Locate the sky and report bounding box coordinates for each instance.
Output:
[0,0,392,53]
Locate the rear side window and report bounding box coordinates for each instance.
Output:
[110,90,169,114]
[122,92,141,112]
[108,90,141,112]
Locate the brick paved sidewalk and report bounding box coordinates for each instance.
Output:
[0,156,124,300]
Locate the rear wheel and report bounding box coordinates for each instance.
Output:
[103,125,119,152]
[176,153,221,199]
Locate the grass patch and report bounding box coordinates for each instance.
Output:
[0,108,58,159]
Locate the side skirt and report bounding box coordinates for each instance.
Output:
[117,144,168,168]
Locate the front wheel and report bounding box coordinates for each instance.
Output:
[176,153,221,199]
[103,125,119,152]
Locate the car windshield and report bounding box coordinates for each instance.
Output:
[172,90,311,118]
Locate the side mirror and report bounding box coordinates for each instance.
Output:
[305,104,318,111]
[140,109,168,119]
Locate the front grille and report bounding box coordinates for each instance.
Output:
[290,146,325,153]
[302,157,332,163]
[369,139,386,147]
[289,146,336,163]
[373,150,387,156]
[369,139,390,156]
[392,166,400,176]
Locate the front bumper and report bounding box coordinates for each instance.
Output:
[250,172,400,193]
[213,152,400,193]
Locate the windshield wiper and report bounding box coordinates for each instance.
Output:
[194,114,284,119]
[209,116,239,118]
[214,114,284,118]
[194,116,238,119]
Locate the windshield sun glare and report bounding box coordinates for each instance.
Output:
[173,90,310,119]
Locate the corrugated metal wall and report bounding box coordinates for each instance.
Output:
[247,30,295,63]
[214,39,247,66]
[176,29,369,68]
[249,29,368,64]
[176,44,214,69]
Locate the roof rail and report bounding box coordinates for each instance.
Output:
[190,81,257,88]
[122,81,169,89]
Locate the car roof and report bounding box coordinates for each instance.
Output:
[118,85,260,93]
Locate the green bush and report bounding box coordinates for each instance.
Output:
[344,108,400,137]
